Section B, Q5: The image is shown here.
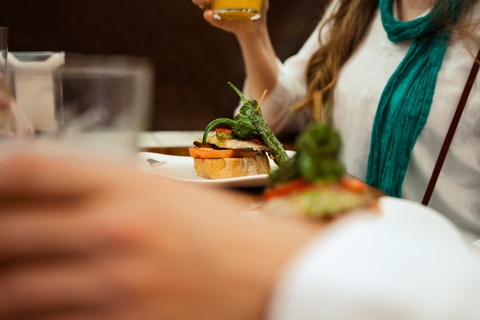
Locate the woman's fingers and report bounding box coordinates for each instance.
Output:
[0,250,172,320]
[0,207,104,260]
[0,153,140,199]
[0,153,106,198]
[191,0,210,10]
[203,7,216,22]
[0,261,109,317]
[0,154,129,259]
[0,200,162,263]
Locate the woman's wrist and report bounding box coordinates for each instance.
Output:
[235,22,279,100]
[235,20,270,49]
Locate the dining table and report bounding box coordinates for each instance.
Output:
[136,130,386,209]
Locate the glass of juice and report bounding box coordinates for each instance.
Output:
[212,0,262,21]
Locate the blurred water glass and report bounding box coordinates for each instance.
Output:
[2,53,154,163]
[55,54,153,160]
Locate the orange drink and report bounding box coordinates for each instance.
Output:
[212,0,262,21]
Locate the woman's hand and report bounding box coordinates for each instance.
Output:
[191,0,278,101]
[0,152,318,319]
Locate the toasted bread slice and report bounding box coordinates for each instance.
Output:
[193,154,270,179]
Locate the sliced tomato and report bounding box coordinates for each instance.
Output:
[248,138,263,144]
[263,178,313,200]
[215,128,232,136]
[189,147,258,159]
[340,176,367,193]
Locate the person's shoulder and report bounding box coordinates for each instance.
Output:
[463,1,480,32]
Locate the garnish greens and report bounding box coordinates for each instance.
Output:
[201,82,289,166]
[269,121,345,184]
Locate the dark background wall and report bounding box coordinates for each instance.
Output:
[0,0,326,130]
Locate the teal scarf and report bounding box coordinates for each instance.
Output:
[366,0,468,197]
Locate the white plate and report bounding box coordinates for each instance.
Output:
[135,151,295,188]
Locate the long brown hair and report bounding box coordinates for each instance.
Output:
[293,0,378,119]
[295,0,480,119]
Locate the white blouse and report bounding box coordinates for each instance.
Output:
[244,0,480,237]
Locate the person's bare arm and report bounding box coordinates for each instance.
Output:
[0,152,318,319]
[235,14,279,101]
[192,0,279,100]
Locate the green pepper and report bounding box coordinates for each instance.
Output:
[268,156,298,183]
[269,121,345,184]
[201,82,289,166]
[249,106,289,166]
[201,117,258,145]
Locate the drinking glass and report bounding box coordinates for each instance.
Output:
[212,0,262,21]
[54,54,154,161]
[2,53,154,163]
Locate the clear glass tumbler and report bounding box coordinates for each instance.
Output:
[2,53,154,163]
[54,54,154,161]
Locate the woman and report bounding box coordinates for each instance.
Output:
[0,2,479,318]
[193,0,480,237]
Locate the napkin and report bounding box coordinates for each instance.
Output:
[7,52,65,134]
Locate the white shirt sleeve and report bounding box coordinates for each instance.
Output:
[267,197,480,320]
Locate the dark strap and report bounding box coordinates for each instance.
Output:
[422,47,480,206]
